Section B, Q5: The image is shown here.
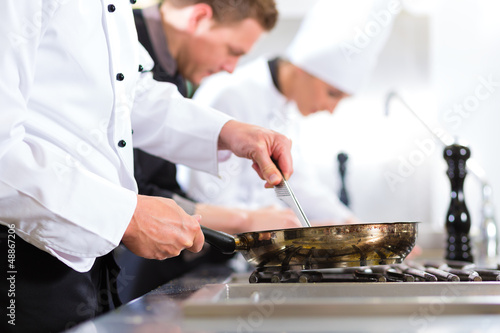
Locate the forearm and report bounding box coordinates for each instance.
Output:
[194,204,303,234]
[0,0,138,271]
[194,203,249,235]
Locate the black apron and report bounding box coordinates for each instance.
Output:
[0,225,121,333]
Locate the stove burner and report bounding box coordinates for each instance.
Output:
[249,261,500,283]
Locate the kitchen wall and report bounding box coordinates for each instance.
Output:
[241,0,500,251]
[431,0,500,252]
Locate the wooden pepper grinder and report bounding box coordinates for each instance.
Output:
[337,152,350,207]
[444,144,473,262]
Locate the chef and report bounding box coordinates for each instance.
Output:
[182,0,397,224]
[0,1,292,332]
[117,0,301,303]
[132,0,299,233]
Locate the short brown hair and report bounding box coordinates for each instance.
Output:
[166,0,278,31]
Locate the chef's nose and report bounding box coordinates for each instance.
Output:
[326,99,341,114]
[221,56,239,73]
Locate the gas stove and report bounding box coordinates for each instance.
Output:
[182,260,500,319]
[67,261,500,333]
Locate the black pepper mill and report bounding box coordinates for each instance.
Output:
[444,144,473,262]
[337,152,350,207]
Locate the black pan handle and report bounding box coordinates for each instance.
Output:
[201,225,236,254]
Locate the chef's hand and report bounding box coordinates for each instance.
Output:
[218,120,293,187]
[122,195,205,260]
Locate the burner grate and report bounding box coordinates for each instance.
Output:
[249,261,500,283]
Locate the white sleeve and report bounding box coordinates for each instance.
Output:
[0,1,137,272]
[185,154,256,209]
[131,68,232,176]
[183,77,260,208]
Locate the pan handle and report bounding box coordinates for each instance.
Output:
[201,225,236,254]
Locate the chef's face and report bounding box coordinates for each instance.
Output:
[291,69,349,117]
[177,18,264,85]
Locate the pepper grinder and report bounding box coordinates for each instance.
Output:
[337,152,350,207]
[444,144,473,262]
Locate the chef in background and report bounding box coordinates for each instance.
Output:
[181,0,398,224]
[116,0,302,304]
[0,1,292,332]
[132,0,301,238]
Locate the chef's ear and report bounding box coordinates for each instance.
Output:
[187,3,214,33]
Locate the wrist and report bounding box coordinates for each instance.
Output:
[218,119,238,151]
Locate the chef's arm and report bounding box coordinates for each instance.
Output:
[132,70,292,186]
[0,2,137,272]
[194,204,302,234]
[197,82,293,185]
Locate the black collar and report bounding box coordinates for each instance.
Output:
[268,57,282,93]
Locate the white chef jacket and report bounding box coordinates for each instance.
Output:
[0,0,231,272]
[182,58,353,224]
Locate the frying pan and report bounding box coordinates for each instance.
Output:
[201,222,418,269]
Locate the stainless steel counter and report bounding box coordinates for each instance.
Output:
[67,263,500,333]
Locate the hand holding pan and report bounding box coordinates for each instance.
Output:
[201,222,418,269]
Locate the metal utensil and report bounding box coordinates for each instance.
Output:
[274,176,311,227]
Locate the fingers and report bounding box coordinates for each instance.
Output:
[250,146,282,186]
[271,141,293,181]
[251,139,293,187]
[251,162,274,188]
[161,213,204,255]
[125,195,206,260]
[186,215,204,253]
[251,148,293,187]
[186,229,204,253]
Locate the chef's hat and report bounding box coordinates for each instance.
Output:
[285,0,399,95]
